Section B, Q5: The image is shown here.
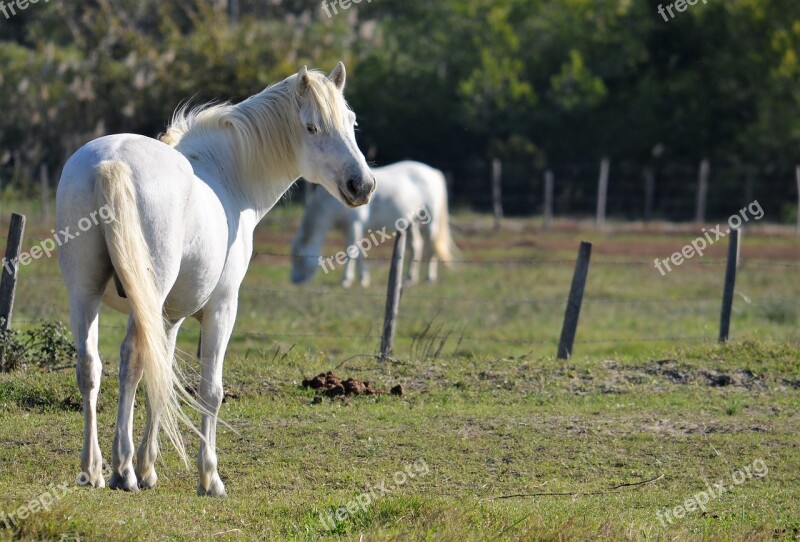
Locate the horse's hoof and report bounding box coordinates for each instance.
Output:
[77,472,105,488]
[136,469,158,490]
[341,280,353,289]
[109,470,140,492]
[197,475,227,497]
[360,278,371,288]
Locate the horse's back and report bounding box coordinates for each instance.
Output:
[59,134,194,202]
[372,161,446,218]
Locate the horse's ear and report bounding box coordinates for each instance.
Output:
[296,65,311,97]
[329,61,346,91]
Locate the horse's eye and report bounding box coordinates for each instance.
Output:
[307,124,320,135]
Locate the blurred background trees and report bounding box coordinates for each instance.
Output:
[2,0,800,220]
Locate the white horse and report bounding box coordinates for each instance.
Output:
[56,63,375,496]
[291,161,455,287]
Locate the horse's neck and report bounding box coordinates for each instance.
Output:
[177,134,298,224]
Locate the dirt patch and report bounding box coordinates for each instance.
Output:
[551,359,771,396]
[641,360,766,390]
[641,418,770,437]
[302,371,382,398]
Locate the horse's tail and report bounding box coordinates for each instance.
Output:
[94,160,191,467]
[432,169,456,264]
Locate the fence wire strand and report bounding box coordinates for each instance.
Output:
[6,250,800,355]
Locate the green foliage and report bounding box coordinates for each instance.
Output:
[0,320,76,372]
[3,0,800,203]
[549,49,607,111]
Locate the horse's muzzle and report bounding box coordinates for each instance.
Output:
[341,175,376,207]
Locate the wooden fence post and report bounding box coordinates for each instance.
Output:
[795,166,800,237]
[744,174,754,209]
[557,241,592,360]
[695,159,710,224]
[491,159,502,230]
[543,170,554,231]
[380,230,406,359]
[39,164,50,221]
[643,167,655,224]
[12,150,21,186]
[719,229,739,343]
[596,158,610,229]
[228,0,240,24]
[0,213,26,370]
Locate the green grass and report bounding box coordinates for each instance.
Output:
[1,206,799,540]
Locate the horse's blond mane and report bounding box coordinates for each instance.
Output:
[160,70,349,187]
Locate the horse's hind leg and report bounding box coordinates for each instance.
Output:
[405,222,423,285]
[423,244,439,282]
[109,318,143,491]
[70,294,106,488]
[135,321,182,489]
[357,257,370,288]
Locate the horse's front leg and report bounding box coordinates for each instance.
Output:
[342,256,357,288]
[196,302,237,497]
[341,222,363,288]
[135,321,182,490]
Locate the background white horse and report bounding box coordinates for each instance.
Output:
[291,161,455,287]
[56,63,375,496]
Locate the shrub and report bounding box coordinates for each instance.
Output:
[0,320,76,372]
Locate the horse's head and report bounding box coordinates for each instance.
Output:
[294,63,376,208]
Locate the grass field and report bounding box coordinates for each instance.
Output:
[1,203,799,541]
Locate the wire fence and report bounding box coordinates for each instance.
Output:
[7,246,800,362]
[4,158,800,235]
[2,189,800,364]
[436,159,798,226]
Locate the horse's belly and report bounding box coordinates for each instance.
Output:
[102,282,131,314]
[164,183,230,320]
[163,268,221,319]
[100,269,219,320]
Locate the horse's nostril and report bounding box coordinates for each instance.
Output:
[346,179,358,196]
